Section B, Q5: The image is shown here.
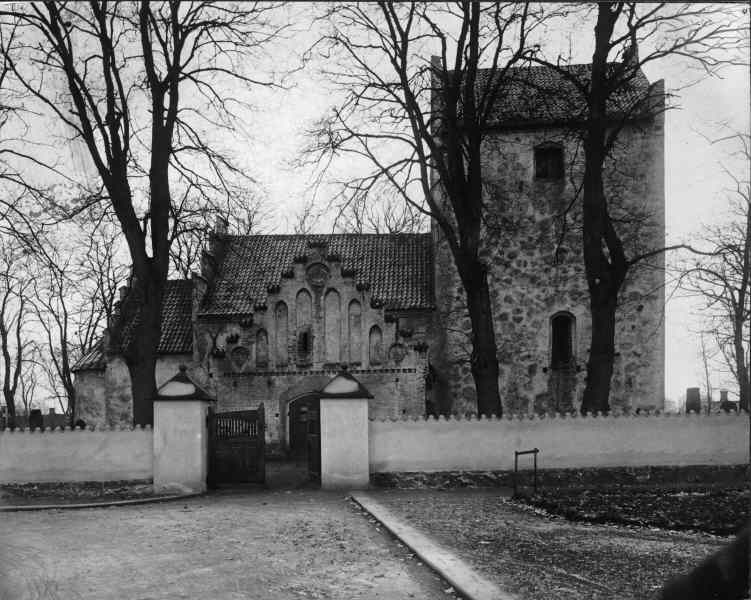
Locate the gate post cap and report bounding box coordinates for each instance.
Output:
[317,367,374,399]
[156,365,214,401]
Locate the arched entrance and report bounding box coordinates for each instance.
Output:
[287,393,320,459]
[549,311,577,412]
[267,393,320,486]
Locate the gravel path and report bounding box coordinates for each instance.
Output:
[368,489,729,600]
[0,490,457,600]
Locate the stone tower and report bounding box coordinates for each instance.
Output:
[430,63,665,415]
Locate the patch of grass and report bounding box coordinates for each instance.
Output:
[516,485,749,535]
[372,489,727,600]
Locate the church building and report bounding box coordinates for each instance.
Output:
[73,62,665,456]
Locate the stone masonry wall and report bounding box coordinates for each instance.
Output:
[74,354,191,428]
[432,112,665,415]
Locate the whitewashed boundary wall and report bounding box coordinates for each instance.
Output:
[369,413,749,473]
[0,427,153,484]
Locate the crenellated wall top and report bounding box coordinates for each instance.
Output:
[0,424,153,434]
[371,410,748,423]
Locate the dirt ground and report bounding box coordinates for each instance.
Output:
[0,490,458,600]
[368,489,731,600]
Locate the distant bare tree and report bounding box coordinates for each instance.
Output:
[0,1,285,424]
[699,332,715,414]
[680,133,750,411]
[289,198,321,236]
[0,238,33,428]
[169,189,268,278]
[1,198,128,424]
[76,211,129,338]
[338,194,426,235]
[17,354,39,419]
[534,2,748,412]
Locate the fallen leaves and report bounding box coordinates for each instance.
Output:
[517,486,749,535]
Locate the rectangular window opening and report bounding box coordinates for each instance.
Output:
[535,146,564,179]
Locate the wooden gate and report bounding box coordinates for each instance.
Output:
[208,406,265,486]
[307,418,321,481]
[288,395,320,480]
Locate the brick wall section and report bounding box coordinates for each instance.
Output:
[369,412,748,473]
[431,108,664,415]
[194,249,432,450]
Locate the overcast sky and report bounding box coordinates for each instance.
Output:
[45,3,751,409]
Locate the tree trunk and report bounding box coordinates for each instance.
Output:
[2,390,15,428]
[734,324,750,412]
[579,4,627,414]
[460,259,502,417]
[581,290,617,413]
[123,265,164,426]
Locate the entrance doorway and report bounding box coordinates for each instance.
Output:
[287,394,320,480]
[207,406,265,487]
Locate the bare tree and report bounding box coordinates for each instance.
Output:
[699,332,715,414]
[337,193,426,235]
[306,2,552,416]
[680,133,750,411]
[75,210,130,342]
[17,353,40,420]
[0,1,284,424]
[169,188,268,278]
[289,197,322,236]
[534,2,747,412]
[0,238,33,428]
[1,193,128,424]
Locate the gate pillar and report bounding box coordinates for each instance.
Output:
[317,367,373,490]
[153,365,214,494]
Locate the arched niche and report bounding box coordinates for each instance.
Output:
[274,301,288,367]
[348,300,362,364]
[296,289,313,364]
[324,289,341,363]
[550,311,576,369]
[256,329,269,369]
[369,325,383,366]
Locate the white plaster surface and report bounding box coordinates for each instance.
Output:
[0,428,153,483]
[320,398,369,489]
[153,400,210,493]
[369,413,749,473]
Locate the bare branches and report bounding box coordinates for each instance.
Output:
[0,237,34,426]
[306,3,545,239]
[169,187,269,278]
[0,1,286,420]
[305,2,560,416]
[677,132,750,409]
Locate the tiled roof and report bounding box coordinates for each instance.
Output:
[451,63,653,127]
[72,279,193,372]
[200,233,434,315]
[73,339,106,372]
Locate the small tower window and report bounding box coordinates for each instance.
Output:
[551,312,575,368]
[535,144,564,179]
